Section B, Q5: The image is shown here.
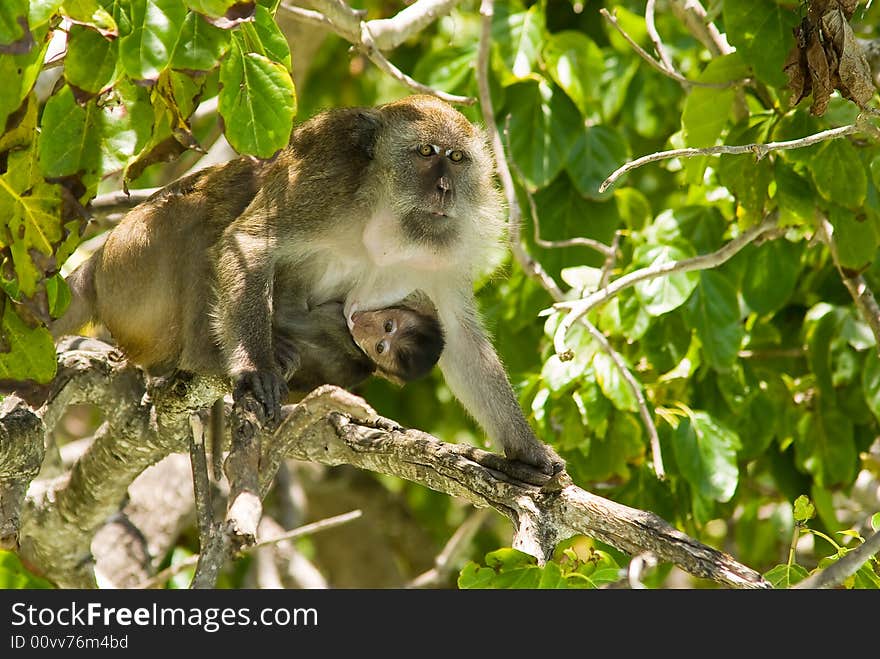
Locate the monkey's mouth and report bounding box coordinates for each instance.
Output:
[429,211,449,219]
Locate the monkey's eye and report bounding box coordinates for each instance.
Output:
[417,144,435,157]
[448,150,464,163]
[384,319,394,333]
[376,341,387,354]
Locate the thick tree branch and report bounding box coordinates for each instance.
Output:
[3,341,769,588]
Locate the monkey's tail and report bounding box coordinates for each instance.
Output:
[50,254,99,338]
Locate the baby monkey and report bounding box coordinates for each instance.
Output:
[276,301,445,397]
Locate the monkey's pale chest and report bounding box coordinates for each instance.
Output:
[362,208,452,271]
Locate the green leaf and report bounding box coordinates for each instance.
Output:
[681,53,748,147]
[641,312,691,374]
[185,0,255,28]
[170,11,231,72]
[506,80,582,190]
[615,188,651,231]
[723,0,798,88]
[793,495,816,523]
[810,140,868,210]
[864,349,880,424]
[0,0,32,53]
[492,3,544,83]
[685,271,743,369]
[0,301,57,381]
[673,411,740,502]
[119,0,186,82]
[251,4,290,70]
[218,38,296,157]
[872,512,880,531]
[64,24,118,95]
[39,85,144,195]
[774,160,816,225]
[61,0,118,37]
[764,563,809,588]
[795,406,857,487]
[742,239,802,315]
[459,549,541,589]
[0,26,48,128]
[566,125,630,200]
[592,351,638,413]
[0,551,54,588]
[632,243,700,316]
[805,303,843,398]
[29,0,64,28]
[543,30,604,119]
[828,205,877,271]
[413,45,478,96]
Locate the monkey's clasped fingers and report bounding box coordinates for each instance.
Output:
[233,370,289,429]
[505,442,566,478]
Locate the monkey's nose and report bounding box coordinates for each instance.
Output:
[437,176,452,193]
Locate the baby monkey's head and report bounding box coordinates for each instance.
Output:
[350,307,445,384]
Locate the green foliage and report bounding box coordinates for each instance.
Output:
[0,0,294,383]
[458,545,621,589]
[0,551,54,588]
[764,495,879,589]
[2,0,880,589]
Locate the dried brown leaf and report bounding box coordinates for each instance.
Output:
[805,28,833,115]
[821,7,875,107]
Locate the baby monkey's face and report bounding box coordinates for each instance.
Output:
[349,306,445,384]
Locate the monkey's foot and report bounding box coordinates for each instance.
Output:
[233,370,289,428]
[504,442,566,478]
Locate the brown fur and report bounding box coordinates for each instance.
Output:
[56,96,563,474]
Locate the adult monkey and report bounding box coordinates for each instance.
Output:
[56,95,564,476]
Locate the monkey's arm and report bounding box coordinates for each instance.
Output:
[434,290,564,475]
[214,218,288,425]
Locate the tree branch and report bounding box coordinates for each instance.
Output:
[600,123,864,193]
[279,0,473,104]
[817,217,880,350]
[600,8,741,90]
[3,341,769,588]
[553,214,780,356]
[794,523,880,589]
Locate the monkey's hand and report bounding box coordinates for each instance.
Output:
[504,435,566,477]
[232,370,289,429]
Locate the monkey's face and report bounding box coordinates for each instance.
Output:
[377,96,502,253]
[350,306,445,383]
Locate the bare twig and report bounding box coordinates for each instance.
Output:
[582,320,664,480]
[280,0,473,104]
[358,22,474,104]
[504,122,614,258]
[818,217,880,349]
[645,0,677,74]
[188,414,214,546]
[599,231,622,290]
[600,123,862,192]
[794,524,880,589]
[669,0,733,56]
[600,8,740,90]
[409,508,492,587]
[553,214,780,356]
[138,510,362,589]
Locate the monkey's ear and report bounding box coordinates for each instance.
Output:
[353,110,381,160]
